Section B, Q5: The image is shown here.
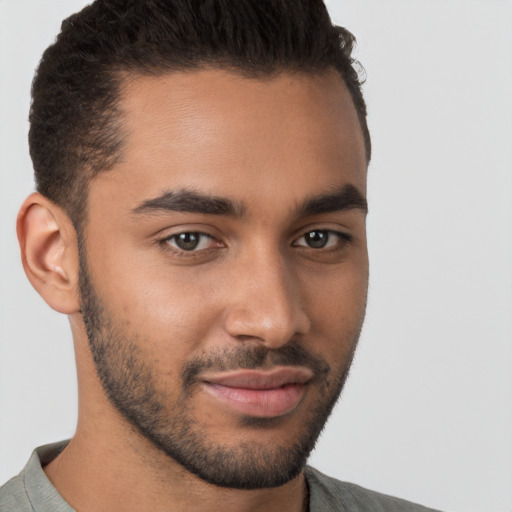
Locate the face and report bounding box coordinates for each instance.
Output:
[79,68,368,489]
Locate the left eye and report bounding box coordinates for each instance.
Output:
[164,232,214,251]
[294,230,348,249]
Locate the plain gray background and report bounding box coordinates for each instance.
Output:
[1,1,511,511]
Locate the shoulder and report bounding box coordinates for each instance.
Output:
[0,473,33,512]
[305,466,443,512]
[0,441,71,512]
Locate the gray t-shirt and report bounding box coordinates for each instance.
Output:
[0,441,442,511]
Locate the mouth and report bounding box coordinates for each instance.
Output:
[201,366,313,418]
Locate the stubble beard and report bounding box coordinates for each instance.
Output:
[78,246,363,490]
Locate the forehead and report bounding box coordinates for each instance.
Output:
[90,68,367,213]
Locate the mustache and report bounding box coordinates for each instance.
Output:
[181,343,331,391]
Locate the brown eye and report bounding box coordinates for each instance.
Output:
[165,232,213,251]
[304,230,329,249]
[294,230,352,250]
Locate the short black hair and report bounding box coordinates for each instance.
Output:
[29,0,371,229]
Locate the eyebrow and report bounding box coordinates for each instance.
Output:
[132,183,367,219]
[132,189,245,217]
[298,184,368,216]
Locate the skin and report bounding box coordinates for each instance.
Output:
[18,68,368,512]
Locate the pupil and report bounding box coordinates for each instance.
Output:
[306,231,328,248]
[176,233,199,251]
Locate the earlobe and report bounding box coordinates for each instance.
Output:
[17,192,81,314]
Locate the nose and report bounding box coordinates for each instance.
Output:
[223,249,311,348]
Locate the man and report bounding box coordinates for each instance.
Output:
[0,1,440,510]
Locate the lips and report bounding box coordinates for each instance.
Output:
[201,366,313,418]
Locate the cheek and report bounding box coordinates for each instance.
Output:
[93,253,224,362]
[141,282,221,354]
[304,259,368,353]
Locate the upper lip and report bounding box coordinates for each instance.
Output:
[202,366,314,390]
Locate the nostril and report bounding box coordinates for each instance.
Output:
[235,334,264,342]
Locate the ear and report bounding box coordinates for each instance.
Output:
[17,192,81,314]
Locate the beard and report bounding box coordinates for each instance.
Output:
[78,246,362,490]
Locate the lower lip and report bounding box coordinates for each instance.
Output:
[204,382,307,418]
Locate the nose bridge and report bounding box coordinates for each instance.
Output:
[224,244,310,347]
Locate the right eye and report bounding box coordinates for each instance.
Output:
[163,232,216,252]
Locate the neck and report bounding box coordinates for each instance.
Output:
[48,322,309,512]
[43,383,308,512]
[44,432,308,512]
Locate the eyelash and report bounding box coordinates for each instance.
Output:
[293,230,353,251]
[161,232,220,254]
[159,229,352,256]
